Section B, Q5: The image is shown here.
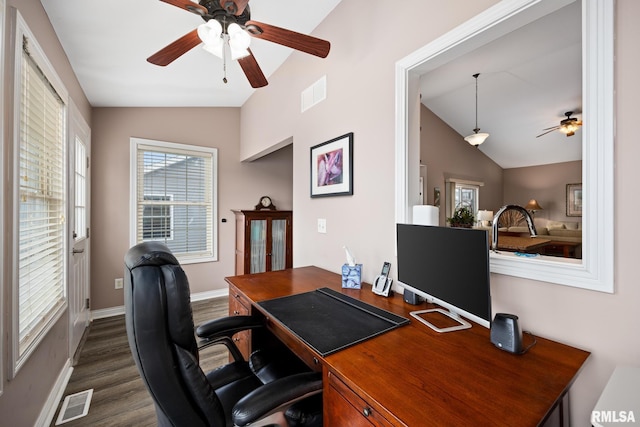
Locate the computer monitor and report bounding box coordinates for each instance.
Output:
[396,224,491,332]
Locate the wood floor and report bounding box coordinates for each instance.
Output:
[50,297,229,426]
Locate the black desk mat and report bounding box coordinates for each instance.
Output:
[258,287,409,356]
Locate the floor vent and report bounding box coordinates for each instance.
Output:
[56,389,93,425]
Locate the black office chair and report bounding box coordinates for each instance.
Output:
[124,242,322,427]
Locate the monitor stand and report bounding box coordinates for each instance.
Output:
[410,309,471,333]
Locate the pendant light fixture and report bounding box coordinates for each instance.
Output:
[464,73,490,147]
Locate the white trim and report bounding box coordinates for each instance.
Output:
[36,359,73,427]
[191,288,228,302]
[91,306,125,320]
[0,0,6,397]
[130,137,219,264]
[91,288,229,320]
[395,0,614,293]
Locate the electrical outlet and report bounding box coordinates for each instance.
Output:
[317,218,327,234]
[115,278,124,289]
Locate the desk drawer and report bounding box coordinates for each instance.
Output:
[326,371,394,427]
[228,285,251,359]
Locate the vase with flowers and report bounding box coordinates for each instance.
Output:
[447,206,475,228]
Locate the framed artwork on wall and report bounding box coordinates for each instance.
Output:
[566,183,582,217]
[310,132,353,198]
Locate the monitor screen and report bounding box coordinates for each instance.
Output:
[396,224,491,329]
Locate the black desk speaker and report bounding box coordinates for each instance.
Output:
[490,313,523,354]
[403,289,421,305]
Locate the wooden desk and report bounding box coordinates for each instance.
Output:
[542,240,581,258]
[497,235,550,252]
[226,266,590,426]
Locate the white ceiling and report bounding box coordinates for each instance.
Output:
[420,1,582,169]
[40,0,581,169]
[40,0,342,107]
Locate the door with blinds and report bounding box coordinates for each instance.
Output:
[69,102,91,360]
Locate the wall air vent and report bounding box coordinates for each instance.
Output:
[301,75,327,112]
[56,389,93,425]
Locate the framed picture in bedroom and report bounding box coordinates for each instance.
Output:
[310,132,353,198]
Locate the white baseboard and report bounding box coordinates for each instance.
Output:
[191,288,228,302]
[37,359,73,427]
[91,305,124,320]
[91,288,229,320]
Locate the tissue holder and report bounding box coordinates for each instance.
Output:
[341,264,362,289]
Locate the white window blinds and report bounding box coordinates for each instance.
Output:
[18,35,67,357]
[132,139,218,263]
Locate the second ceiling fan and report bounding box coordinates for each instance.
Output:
[536,111,583,138]
[148,0,331,88]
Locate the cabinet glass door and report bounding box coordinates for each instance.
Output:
[249,219,267,273]
[271,219,287,271]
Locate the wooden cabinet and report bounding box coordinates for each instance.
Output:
[232,210,292,275]
[228,284,252,360]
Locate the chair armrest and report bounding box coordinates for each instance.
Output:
[196,315,263,339]
[196,316,264,361]
[232,372,323,427]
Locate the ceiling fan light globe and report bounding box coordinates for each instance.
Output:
[198,20,223,45]
[464,132,489,146]
[202,42,224,59]
[227,22,242,36]
[229,29,251,51]
[230,47,250,60]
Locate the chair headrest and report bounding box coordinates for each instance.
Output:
[125,242,179,270]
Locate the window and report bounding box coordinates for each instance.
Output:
[444,178,483,223]
[74,137,87,240]
[142,194,173,240]
[12,12,68,373]
[131,138,218,263]
[454,184,479,216]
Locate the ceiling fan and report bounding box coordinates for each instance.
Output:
[147,0,331,88]
[536,111,583,138]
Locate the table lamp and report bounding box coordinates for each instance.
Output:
[477,210,494,227]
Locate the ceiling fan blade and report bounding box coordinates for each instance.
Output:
[245,20,330,58]
[147,29,201,66]
[238,49,268,88]
[536,128,558,138]
[220,0,249,15]
[540,125,561,131]
[160,0,208,16]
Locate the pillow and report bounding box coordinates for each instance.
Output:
[547,221,566,230]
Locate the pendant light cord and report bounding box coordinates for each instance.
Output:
[473,73,480,133]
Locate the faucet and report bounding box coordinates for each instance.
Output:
[491,205,538,251]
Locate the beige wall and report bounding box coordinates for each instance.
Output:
[1,0,92,424]
[91,107,293,309]
[240,0,640,425]
[504,161,582,223]
[420,105,504,224]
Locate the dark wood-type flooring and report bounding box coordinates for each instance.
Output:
[50,297,229,426]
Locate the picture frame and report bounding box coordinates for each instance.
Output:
[566,183,582,217]
[310,132,353,198]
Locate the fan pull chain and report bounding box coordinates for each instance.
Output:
[222,35,228,84]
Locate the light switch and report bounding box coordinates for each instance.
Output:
[317,218,327,234]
